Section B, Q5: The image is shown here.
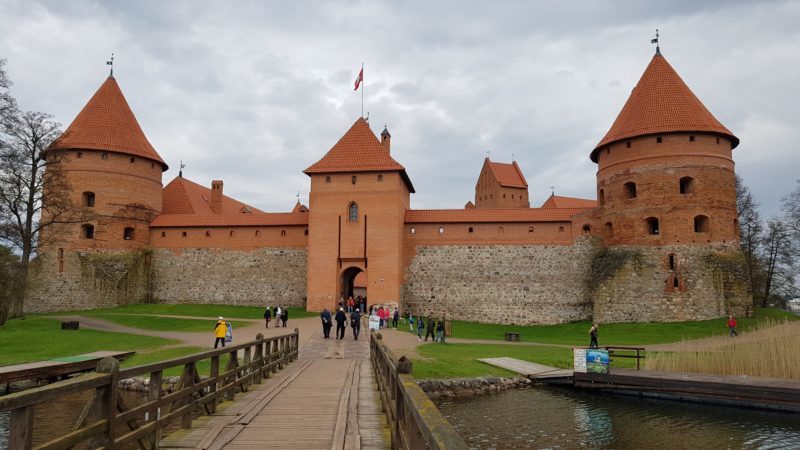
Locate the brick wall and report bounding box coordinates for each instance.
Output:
[590,243,752,323]
[150,247,307,307]
[150,225,308,249]
[401,238,596,325]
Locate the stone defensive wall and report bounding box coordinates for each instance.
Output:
[150,247,307,307]
[401,238,596,325]
[25,249,153,312]
[590,243,752,323]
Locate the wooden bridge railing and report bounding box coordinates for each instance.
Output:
[0,329,299,449]
[370,331,467,450]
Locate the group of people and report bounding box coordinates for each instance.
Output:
[410,315,446,343]
[370,305,399,329]
[321,305,363,340]
[341,293,368,314]
[263,306,289,328]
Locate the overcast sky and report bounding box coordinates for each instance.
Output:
[1,0,797,217]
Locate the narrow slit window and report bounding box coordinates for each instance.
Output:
[624,182,637,199]
[668,254,676,270]
[680,177,695,194]
[646,217,660,235]
[83,192,95,208]
[82,224,94,239]
[123,227,135,240]
[468,227,474,233]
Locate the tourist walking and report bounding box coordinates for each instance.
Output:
[347,296,355,313]
[274,306,281,325]
[425,317,436,342]
[728,315,738,337]
[281,307,288,327]
[351,308,362,340]
[321,308,332,339]
[335,307,347,340]
[214,317,227,348]
[589,324,599,349]
[416,316,425,341]
[436,319,445,343]
[409,313,415,331]
[263,306,272,329]
[392,307,399,329]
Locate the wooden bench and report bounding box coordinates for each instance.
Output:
[504,332,521,342]
[61,320,80,330]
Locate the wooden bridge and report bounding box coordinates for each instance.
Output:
[0,328,466,449]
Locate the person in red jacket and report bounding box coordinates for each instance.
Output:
[727,315,738,337]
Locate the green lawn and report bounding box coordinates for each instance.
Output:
[44,304,316,320]
[408,307,797,346]
[96,314,248,332]
[0,317,176,366]
[412,343,574,379]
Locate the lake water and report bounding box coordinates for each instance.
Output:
[434,386,800,449]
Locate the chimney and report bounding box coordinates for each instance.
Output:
[211,180,223,213]
[381,125,391,154]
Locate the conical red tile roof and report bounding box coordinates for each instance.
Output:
[591,53,738,162]
[50,76,167,169]
[305,117,414,192]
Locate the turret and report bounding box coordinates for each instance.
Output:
[45,75,166,250]
[593,51,739,246]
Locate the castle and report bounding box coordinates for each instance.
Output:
[26,47,752,324]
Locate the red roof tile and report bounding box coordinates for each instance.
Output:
[592,53,738,162]
[150,213,309,228]
[305,118,415,192]
[540,194,597,209]
[50,76,167,169]
[405,208,592,224]
[488,160,527,188]
[161,176,265,215]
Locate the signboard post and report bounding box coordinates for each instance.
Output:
[573,348,609,374]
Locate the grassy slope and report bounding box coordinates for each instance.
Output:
[409,307,797,345]
[0,317,175,366]
[46,304,317,320]
[412,343,573,379]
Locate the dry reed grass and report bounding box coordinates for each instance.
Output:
[645,319,800,379]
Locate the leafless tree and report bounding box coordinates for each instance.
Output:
[736,174,764,302]
[760,218,796,306]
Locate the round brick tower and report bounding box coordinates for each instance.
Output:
[592,50,739,247]
[589,49,751,323]
[45,75,167,250]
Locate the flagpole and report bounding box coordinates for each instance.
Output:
[361,62,364,118]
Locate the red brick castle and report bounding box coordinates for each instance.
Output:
[27,48,751,324]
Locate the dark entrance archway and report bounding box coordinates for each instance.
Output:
[340,266,364,303]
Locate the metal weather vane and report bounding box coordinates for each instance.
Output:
[651,29,660,54]
[106,53,115,76]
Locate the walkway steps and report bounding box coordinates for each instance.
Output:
[479,357,573,381]
[0,350,135,384]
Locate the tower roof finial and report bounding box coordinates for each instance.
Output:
[106,52,115,77]
[651,29,660,55]
[179,160,185,178]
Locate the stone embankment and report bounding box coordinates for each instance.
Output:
[418,376,531,399]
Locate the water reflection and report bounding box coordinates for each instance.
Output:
[434,386,800,449]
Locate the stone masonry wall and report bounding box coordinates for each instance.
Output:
[590,243,752,323]
[401,239,596,325]
[151,248,307,307]
[25,249,152,312]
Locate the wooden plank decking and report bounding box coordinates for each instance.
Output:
[0,350,135,384]
[160,333,390,449]
[479,357,573,380]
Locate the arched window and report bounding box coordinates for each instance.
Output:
[468,227,474,233]
[680,177,695,194]
[81,224,94,239]
[83,192,95,208]
[604,222,613,238]
[624,182,637,199]
[694,215,710,233]
[123,227,134,240]
[645,217,660,235]
[598,189,605,206]
[348,202,358,222]
[582,224,591,235]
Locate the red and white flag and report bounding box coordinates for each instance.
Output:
[354,67,363,91]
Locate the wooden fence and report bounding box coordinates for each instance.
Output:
[369,332,467,450]
[0,330,299,449]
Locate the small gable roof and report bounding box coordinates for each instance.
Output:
[50,76,167,169]
[540,195,597,209]
[592,53,738,162]
[486,159,527,188]
[305,118,415,192]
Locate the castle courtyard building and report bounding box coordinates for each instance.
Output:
[26,47,752,324]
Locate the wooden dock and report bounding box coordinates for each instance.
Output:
[160,335,390,449]
[479,357,573,381]
[0,350,135,384]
